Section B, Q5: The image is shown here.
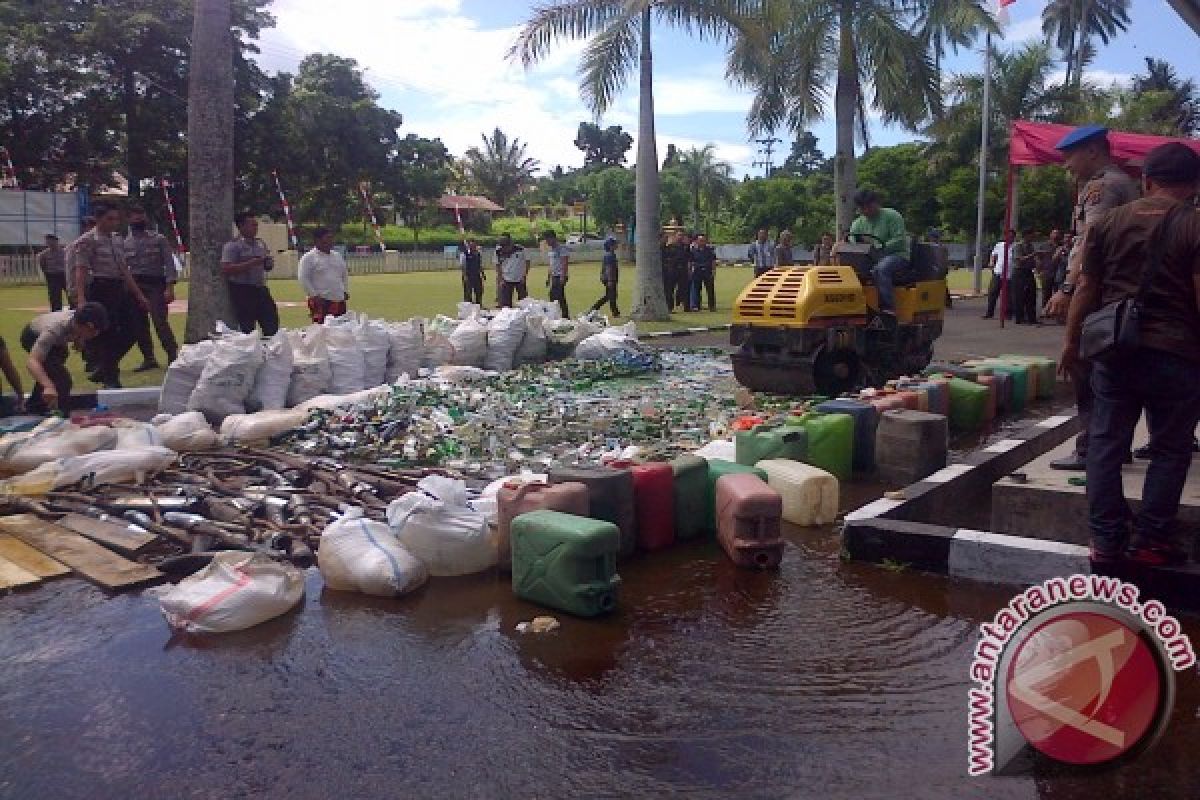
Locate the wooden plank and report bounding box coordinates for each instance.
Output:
[56,513,159,559]
[0,515,162,591]
[0,554,41,590]
[0,534,70,578]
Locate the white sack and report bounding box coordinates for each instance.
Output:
[484,308,527,372]
[0,446,177,496]
[0,420,117,475]
[155,411,220,452]
[318,509,428,596]
[385,318,425,382]
[447,314,488,368]
[297,386,389,413]
[514,313,548,366]
[575,321,642,361]
[159,551,305,634]
[111,420,164,450]
[187,330,264,419]
[220,409,309,444]
[247,331,294,412]
[694,439,737,462]
[323,315,367,394]
[287,326,332,407]
[359,316,392,387]
[387,475,495,577]
[159,340,217,415]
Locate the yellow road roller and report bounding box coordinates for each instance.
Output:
[730,239,947,395]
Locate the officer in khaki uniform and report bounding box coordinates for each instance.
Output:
[70,203,149,388]
[124,206,179,370]
[220,211,279,336]
[1043,126,1139,470]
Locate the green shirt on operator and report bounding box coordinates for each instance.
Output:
[849,207,910,257]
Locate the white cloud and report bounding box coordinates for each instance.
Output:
[252,0,763,176]
[1048,69,1132,87]
[1000,16,1044,44]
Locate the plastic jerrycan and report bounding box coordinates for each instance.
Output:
[815,398,879,472]
[757,458,839,527]
[671,455,709,542]
[918,381,949,416]
[510,510,620,617]
[1000,355,1056,400]
[984,362,1029,413]
[976,375,999,422]
[997,359,1038,406]
[549,465,637,558]
[924,363,979,382]
[787,411,854,480]
[609,460,675,552]
[704,460,767,536]
[946,377,990,431]
[496,481,590,570]
[715,473,785,569]
[734,424,807,466]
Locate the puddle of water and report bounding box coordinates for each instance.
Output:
[2,478,1197,799]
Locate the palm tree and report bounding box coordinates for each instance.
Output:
[730,0,993,235]
[185,0,237,342]
[675,145,734,231]
[916,0,994,74]
[510,1,752,322]
[925,42,1061,171]
[463,128,539,209]
[1130,58,1200,135]
[1041,0,1130,90]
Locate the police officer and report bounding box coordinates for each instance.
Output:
[36,233,67,311]
[124,205,179,370]
[1061,143,1200,567]
[220,212,279,336]
[1042,126,1139,471]
[70,203,149,389]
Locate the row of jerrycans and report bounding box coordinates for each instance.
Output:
[498,457,836,616]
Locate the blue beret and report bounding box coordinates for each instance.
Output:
[1055,125,1109,151]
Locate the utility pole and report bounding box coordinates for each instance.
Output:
[753,137,781,178]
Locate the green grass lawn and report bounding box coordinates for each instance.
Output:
[0,262,753,392]
[1,263,990,396]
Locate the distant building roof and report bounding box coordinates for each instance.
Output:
[438,194,504,212]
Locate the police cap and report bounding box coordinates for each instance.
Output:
[1055,125,1109,151]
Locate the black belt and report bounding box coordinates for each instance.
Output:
[133,275,167,285]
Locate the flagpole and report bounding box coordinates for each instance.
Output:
[973,29,992,296]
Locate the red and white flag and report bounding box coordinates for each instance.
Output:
[994,0,1018,25]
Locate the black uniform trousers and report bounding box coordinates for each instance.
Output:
[228,282,280,336]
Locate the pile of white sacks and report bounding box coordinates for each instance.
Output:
[0,303,646,494]
[159,300,641,423]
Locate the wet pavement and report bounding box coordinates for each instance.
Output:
[5,307,1200,798]
[3,479,1199,799]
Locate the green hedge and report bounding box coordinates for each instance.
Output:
[333,218,596,250]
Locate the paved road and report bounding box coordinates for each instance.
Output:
[649,294,1068,362]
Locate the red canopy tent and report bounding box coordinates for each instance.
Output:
[996,120,1200,322]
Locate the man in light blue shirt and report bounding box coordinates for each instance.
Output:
[748,228,776,276]
[544,230,570,318]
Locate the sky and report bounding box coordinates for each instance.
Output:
[254,0,1200,179]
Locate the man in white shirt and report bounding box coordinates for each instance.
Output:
[297,227,349,323]
[496,233,528,308]
[982,229,1015,320]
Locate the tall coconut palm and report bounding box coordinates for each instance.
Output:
[510,1,754,322]
[731,0,993,235]
[916,0,994,74]
[463,128,539,209]
[675,145,734,231]
[1041,0,1130,90]
[924,42,1061,171]
[185,0,237,342]
[1130,57,1200,135]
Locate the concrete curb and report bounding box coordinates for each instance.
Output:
[642,324,732,340]
[841,412,1200,611]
